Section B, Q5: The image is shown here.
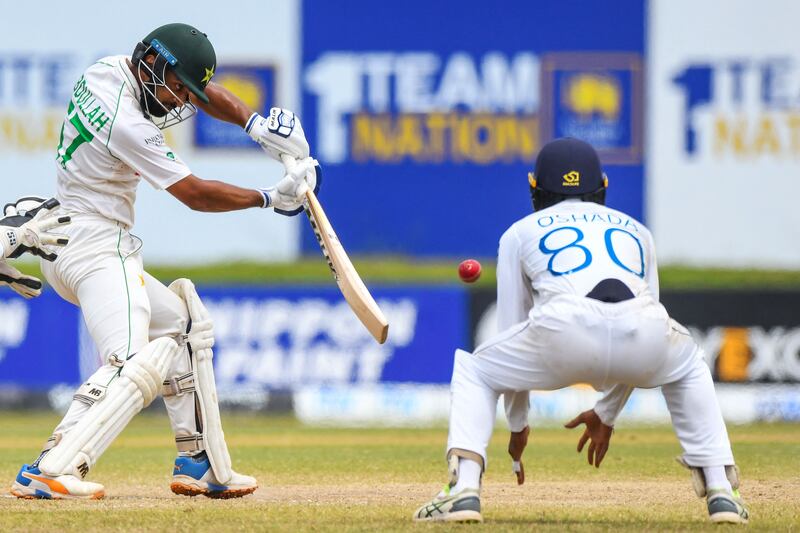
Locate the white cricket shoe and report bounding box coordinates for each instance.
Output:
[170,452,257,499]
[413,486,482,523]
[10,463,105,500]
[707,489,750,524]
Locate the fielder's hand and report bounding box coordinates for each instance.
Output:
[508,425,530,485]
[0,260,43,299]
[565,409,613,468]
[260,156,322,216]
[0,198,70,261]
[246,108,310,162]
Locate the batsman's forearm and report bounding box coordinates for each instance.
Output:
[198,181,264,212]
[195,82,252,128]
[180,180,263,212]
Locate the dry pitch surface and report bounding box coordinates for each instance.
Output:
[0,413,798,532]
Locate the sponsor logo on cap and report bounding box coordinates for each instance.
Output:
[150,39,178,66]
[562,170,580,186]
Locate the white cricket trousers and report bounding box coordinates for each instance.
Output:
[41,214,198,449]
[448,293,734,468]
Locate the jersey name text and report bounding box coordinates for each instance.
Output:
[72,76,110,132]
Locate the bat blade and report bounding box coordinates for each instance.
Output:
[304,189,389,344]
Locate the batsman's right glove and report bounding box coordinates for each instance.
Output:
[246,107,310,162]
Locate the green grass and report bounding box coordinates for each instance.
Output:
[11,258,800,288]
[0,413,798,531]
[10,258,498,287]
[658,266,800,289]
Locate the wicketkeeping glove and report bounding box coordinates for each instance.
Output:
[259,156,322,216]
[0,260,43,299]
[0,198,71,261]
[245,107,310,162]
[4,196,50,217]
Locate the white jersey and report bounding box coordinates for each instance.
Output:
[496,199,659,328]
[55,55,191,228]
[452,198,733,468]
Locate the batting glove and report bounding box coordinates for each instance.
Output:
[246,108,310,162]
[259,156,322,216]
[0,260,43,299]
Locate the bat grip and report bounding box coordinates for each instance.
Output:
[279,153,296,168]
[280,153,313,200]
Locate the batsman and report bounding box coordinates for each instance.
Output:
[413,138,749,525]
[10,23,320,500]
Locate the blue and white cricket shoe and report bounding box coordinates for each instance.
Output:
[170,452,257,499]
[10,464,105,500]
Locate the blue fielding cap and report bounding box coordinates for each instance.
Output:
[530,138,606,195]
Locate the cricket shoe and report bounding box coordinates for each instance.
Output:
[170,451,257,499]
[10,464,105,500]
[412,486,482,523]
[707,489,749,524]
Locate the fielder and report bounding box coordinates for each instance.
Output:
[413,138,749,525]
[0,197,71,298]
[10,23,319,500]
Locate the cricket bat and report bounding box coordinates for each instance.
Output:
[303,188,389,343]
[292,169,389,344]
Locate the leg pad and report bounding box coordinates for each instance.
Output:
[676,456,740,497]
[39,338,179,478]
[169,278,233,484]
[446,448,486,488]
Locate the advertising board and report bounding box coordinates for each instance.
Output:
[301,0,645,257]
[648,0,800,267]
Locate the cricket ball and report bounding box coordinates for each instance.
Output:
[458,259,482,283]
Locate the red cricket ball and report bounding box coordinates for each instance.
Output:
[458,259,482,283]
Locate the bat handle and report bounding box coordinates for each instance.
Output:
[280,153,314,201]
[279,153,296,168]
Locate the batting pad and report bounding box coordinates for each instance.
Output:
[169,278,233,485]
[39,338,179,478]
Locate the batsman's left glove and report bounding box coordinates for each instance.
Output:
[259,156,322,216]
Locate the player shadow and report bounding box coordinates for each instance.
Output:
[487,516,699,527]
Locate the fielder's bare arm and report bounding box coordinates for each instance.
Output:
[10,23,319,500]
[413,138,749,525]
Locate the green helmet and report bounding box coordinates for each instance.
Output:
[135,23,216,103]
